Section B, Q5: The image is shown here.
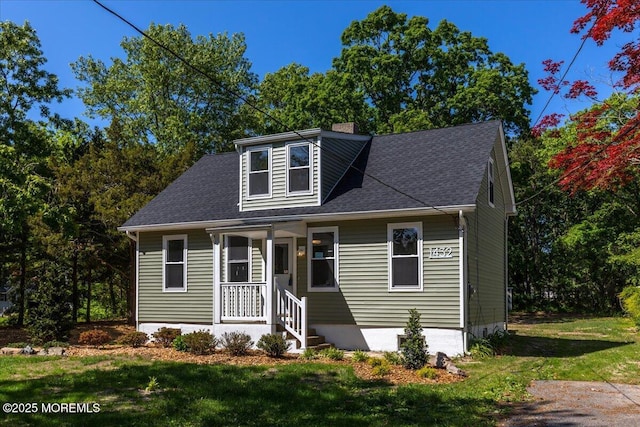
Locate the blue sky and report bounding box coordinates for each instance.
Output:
[0,0,630,129]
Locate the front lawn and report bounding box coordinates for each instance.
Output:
[0,315,638,426]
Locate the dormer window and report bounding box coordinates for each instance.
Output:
[287,143,312,194]
[248,146,271,197]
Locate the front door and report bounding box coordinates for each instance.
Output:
[274,238,294,293]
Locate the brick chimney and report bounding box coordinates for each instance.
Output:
[331,122,359,134]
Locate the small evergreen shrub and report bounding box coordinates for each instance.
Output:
[182,330,217,355]
[318,347,344,360]
[416,366,438,379]
[368,358,391,377]
[351,349,369,362]
[117,331,148,348]
[220,331,253,356]
[172,335,188,352]
[299,348,317,360]
[152,327,181,347]
[620,286,640,327]
[383,351,404,365]
[78,330,111,348]
[400,308,428,370]
[257,333,291,357]
[27,265,74,343]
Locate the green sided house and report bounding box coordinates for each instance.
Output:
[119,120,515,355]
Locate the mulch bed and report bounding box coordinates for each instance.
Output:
[2,321,464,385]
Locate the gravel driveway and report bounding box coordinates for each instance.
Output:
[501,380,640,426]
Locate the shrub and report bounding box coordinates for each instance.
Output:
[26,265,73,344]
[318,347,344,360]
[257,333,291,357]
[299,348,317,360]
[620,286,640,327]
[220,331,253,356]
[182,330,218,355]
[152,327,181,347]
[383,351,404,365]
[417,366,438,379]
[351,349,369,362]
[43,341,69,349]
[117,331,148,348]
[469,338,494,359]
[172,335,188,352]
[6,342,30,349]
[400,308,428,370]
[78,330,111,348]
[368,358,391,377]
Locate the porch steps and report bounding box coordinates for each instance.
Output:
[277,325,334,352]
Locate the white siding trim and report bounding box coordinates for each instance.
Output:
[162,234,188,293]
[459,212,467,328]
[307,226,339,292]
[135,232,140,327]
[387,222,424,292]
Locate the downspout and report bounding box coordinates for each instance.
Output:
[458,210,468,353]
[505,216,510,332]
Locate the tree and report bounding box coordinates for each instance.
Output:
[0,21,69,325]
[333,6,535,135]
[72,23,258,156]
[538,0,640,192]
[401,308,428,370]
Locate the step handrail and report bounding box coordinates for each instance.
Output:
[275,285,307,349]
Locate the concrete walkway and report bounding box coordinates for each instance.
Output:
[501,380,640,426]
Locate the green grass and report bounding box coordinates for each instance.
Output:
[0,315,638,426]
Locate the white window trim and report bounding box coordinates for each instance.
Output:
[162,234,188,293]
[286,142,313,196]
[387,222,423,292]
[488,158,495,208]
[307,226,339,292]
[246,145,272,200]
[224,235,252,283]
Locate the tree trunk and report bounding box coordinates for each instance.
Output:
[17,223,28,327]
[72,245,78,323]
[85,267,92,323]
[127,238,136,325]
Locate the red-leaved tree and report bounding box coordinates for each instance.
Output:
[536,0,640,193]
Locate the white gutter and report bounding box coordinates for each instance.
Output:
[117,204,477,233]
[458,210,469,352]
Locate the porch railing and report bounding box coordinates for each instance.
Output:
[275,285,307,349]
[220,282,267,321]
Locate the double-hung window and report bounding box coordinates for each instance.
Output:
[308,227,339,291]
[163,235,187,291]
[388,223,423,291]
[248,146,271,197]
[226,236,250,282]
[287,143,312,194]
[488,158,495,207]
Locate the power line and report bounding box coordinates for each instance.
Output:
[91,0,455,218]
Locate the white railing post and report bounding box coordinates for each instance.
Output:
[212,233,221,324]
[300,296,308,349]
[265,228,273,327]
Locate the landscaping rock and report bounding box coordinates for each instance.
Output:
[46,346,66,356]
[429,352,450,369]
[1,347,22,355]
[21,345,35,355]
[445,362,467,377]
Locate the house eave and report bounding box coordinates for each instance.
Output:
[117,204,477,233]
[234,128,322,147]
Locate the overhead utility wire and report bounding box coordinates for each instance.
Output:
[92,0,454,218]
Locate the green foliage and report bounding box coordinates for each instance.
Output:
[299,348,317,360]
[152,327,181,348]
[220,331,253,356]
[116,331,148,348]
[256,333,291,357]
[619,286,640,327]
[26,264,74,344]
[383,351,404,365]
[351,349,369,362]
[181,330,218,355]
[6,342,29,349]
[416,366,438,379]
[400,309,428,370]
[318,347,344,361]
[42,340,69,349]
[469,339,495,359]
[144,376,159,393]
[368,357,391,377]
[172,335,188,352]
[78,329,111,348]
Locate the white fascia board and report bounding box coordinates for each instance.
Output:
[497,122,517,215]
[234,128,322,147]
[117,204,476,234]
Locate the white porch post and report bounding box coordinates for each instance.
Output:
[265,227,274,330]
[212,232,221,325]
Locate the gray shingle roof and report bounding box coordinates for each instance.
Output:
[121,121,502,228]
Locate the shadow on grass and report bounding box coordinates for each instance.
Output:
[0,360,499,427]
[504,334,631,358]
